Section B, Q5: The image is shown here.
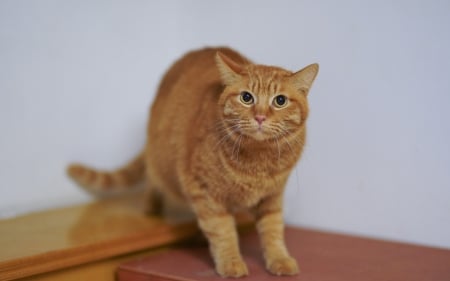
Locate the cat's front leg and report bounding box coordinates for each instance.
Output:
[189,194,248,278]
[254,193,299,276]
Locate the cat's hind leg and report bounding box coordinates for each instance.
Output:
[144,183,164,216]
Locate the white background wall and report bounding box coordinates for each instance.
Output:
[1,1,449,248]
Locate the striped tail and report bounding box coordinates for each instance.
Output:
[67,152,145,193]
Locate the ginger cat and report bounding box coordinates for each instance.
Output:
[68,47,318,277]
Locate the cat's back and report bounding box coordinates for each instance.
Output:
[148,47,246,136]
[145,47,247,194]
[149,48,212,137]
[152,47,246,101]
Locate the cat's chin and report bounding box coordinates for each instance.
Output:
[251,134,266,141]
[247,130,271,141]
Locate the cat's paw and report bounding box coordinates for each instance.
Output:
[267,256,299,276]
[216,257,249,278]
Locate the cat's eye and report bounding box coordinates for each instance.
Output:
[240,91,254,105]
[273,95,288,108]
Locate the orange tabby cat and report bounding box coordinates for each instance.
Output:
[68,47,318,277]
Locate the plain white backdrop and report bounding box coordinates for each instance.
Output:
[1,1,449,248]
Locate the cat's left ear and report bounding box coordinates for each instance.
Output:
[290,63,319,95]
[215,52,243,86]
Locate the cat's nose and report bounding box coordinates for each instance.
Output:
[255,115,266,125]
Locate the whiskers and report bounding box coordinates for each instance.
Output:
[273,136,281,163]
[212,118,302,166]
[212,119,246,162]
[232,134,244,162]
[268,124,302,165]
[277,126,303,194]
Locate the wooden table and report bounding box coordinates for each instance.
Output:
[0,193,199,281]
[118,227,450,281]
[1,192,449,281]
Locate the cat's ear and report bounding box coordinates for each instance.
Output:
[290,63,319,95]
[215,52,243,85]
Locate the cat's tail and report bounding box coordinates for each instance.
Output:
[67,152,145,193]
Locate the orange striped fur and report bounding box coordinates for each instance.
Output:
[67,153,145,192]
[67,47,318,277]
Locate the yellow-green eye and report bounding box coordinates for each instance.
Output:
[240,91,254,105]
[273,95,288,108]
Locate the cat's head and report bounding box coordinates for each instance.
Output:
[216,52,318,142]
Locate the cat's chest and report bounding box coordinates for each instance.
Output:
[201,150,291,207]
[216,169,285,209]
[193,138,296,208]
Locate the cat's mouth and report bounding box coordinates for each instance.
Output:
[221,119,275,141]
[242,124,272,141]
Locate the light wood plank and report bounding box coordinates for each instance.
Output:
[20,248,169,281]
[0,193,199,281]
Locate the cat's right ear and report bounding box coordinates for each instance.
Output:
[215,52,243,86]
[290,63,319,95]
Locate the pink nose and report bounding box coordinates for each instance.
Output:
[255,115,266,125]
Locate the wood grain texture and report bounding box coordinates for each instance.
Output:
[20,248,169,281]
[0,192,200,281]
[118,226,450,281]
